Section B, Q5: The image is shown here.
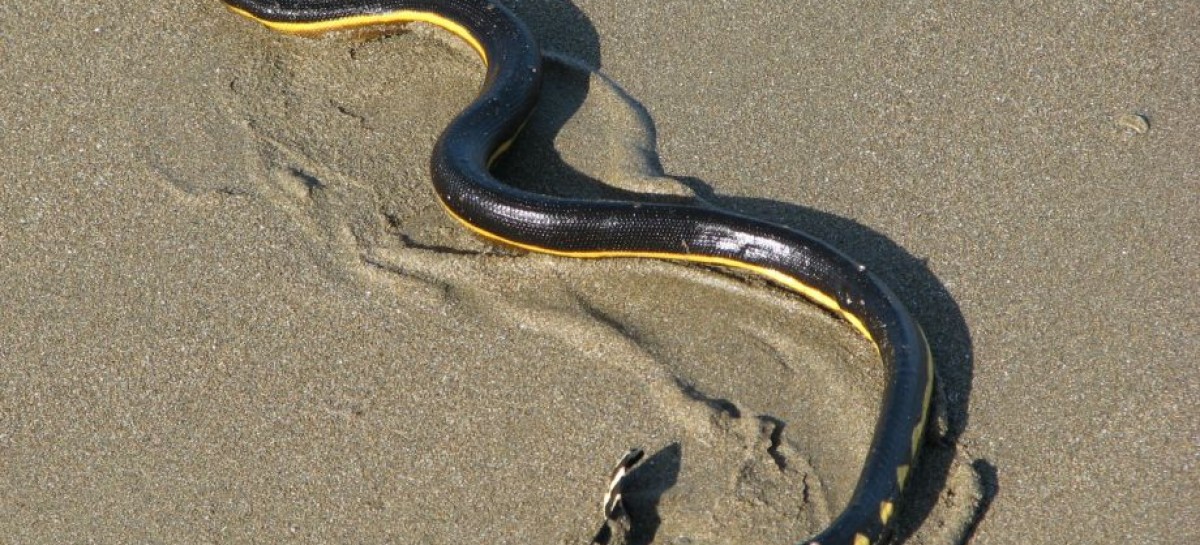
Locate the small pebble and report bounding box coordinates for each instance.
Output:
[1116,113,1149,134]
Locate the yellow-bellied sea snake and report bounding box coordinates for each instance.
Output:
[221,1,934,543]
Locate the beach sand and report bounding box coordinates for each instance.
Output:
[1,1,1196,543]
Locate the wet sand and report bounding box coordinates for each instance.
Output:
[1,1,1196,543]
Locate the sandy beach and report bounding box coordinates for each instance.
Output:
[2,1,1196,543]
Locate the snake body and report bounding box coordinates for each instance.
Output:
[222,1,934,543]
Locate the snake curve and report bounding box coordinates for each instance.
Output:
[220,2,934,544]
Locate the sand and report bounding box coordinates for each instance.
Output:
[1,1,1196,543]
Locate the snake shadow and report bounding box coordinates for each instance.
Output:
[499,2,988,543]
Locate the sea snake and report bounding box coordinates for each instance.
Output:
[220,1,934,543]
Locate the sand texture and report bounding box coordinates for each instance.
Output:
[1,1,1196,544]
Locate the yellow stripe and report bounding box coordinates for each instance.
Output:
[224,5,488,64]
[853,534,870,545]
[911,335,935,457]
[437,200,876,343]
[488,136,517,167]
[880,500,894,524]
